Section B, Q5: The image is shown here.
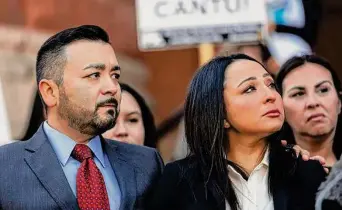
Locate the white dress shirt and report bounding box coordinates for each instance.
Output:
[225,149,274,210]
[44,122,121,210]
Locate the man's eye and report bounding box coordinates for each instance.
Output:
[87,73,100,79]
[112,74,120,79]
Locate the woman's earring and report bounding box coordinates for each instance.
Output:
[224,119,230,129]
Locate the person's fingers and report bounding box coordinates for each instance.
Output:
[283,143,297,159]
[292,145,300,157]
[324,167,329,174]
[281,140,287,146]
[293,145,310,160]
[310,155,326,166]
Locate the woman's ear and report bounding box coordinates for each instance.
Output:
[39,79,59,108]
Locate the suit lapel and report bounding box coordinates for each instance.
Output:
[103,139,137,210]
[24,125,78,210]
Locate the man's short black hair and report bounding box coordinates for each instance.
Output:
[36,25,110,86]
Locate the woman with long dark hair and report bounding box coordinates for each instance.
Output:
[102,83,157,148]
[147,54,326,210]
[276,54,342,167]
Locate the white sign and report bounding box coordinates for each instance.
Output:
[136,0,268,50]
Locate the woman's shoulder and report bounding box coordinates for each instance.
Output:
[147,157,206,210]
[290,158,327,192]
[148,157,198,195]
[272,145,326,184]
[167,156,197,167]
[164,156,199,179]
[281,158,327,210]
[294,158,326,179]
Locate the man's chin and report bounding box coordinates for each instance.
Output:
[309,130,331,137]
[97,107,117,115]
[96,109,117,120]
[96,117,116,130]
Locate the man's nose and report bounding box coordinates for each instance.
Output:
[101,76,119,96]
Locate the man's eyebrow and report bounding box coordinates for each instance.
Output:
[83,64,121,72]
[83,63,106,71]
[111,65,120,71]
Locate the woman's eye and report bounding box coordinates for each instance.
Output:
[129,118,138,123]
[319,87,329,94]
[269,82,276,89]
[244,86,256,93]
[291,92,305,98]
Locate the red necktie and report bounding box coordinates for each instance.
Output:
[72,144,110,210]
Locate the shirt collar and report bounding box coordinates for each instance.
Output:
[43,121,106,168]
[87,135,106,168]
[227,146,270,174]
[261,147,270,167]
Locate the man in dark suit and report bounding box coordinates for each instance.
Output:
[0,25,163,210]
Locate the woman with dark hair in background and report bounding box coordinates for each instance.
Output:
[147,54,326,210]
[21,91,45,140]
[276,54,342,167]
[103,83,157,148]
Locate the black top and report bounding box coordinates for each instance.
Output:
[147,155,326,210]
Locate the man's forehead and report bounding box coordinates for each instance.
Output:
[65,40,113,55]
[64,40,118,64]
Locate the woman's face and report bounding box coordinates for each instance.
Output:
[282,63,341,137]
[224,59,284,137]
[102,91,145,145]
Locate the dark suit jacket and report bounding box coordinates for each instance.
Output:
[147,156,326,210]
[0,125,164,210]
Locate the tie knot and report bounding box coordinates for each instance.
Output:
[72,144,93,162]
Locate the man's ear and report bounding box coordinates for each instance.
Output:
[38,79,59,108]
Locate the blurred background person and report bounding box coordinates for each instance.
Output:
[265,0,322,72]
[316,154,342,210]
[276,54,342,167]
[21,91,45,140]
[103,83,157,148]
